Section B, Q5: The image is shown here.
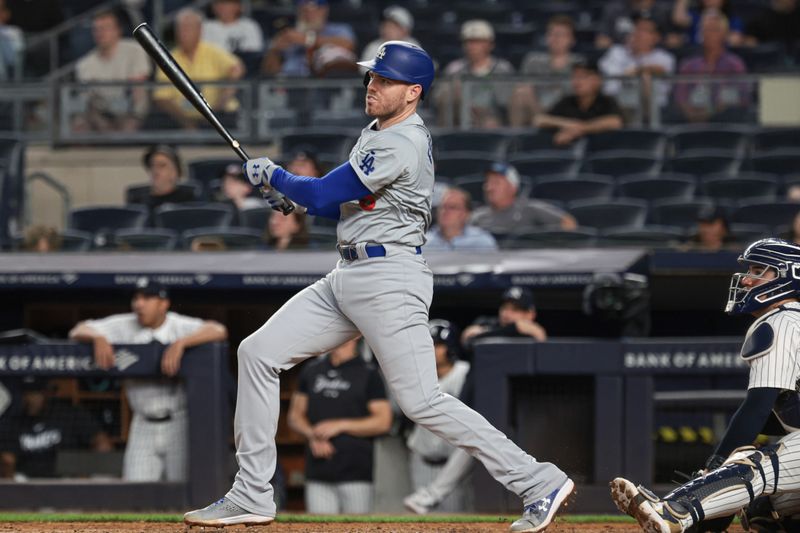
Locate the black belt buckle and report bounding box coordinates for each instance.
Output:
[337,245,358,262]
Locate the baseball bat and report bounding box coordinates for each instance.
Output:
[132,22,294,215]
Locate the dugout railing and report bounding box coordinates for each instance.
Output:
[0,341,231,510]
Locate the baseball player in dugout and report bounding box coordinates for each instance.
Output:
[184,41,574,531]
[610,238,800,533]
[68,278,228,482]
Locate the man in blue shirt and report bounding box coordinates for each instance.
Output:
[425,187,497,251]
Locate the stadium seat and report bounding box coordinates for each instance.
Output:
[510,154,580,179]
[508,131,585,158]
[668,150,742,176]
[279,129,359,160]
[125,182,200,204]
[600,225,686,246]
[436,153,495,180]
[59,230,94,252]
[750,150,800,176]
[730,44,789,73]
[452,1,514,24]
[732,200,800,228]
[701,173,779,202]
[752,128,800,153]
[434,130,510,158]
[582,152,662,177]
[68,205,149,234]
[668,125,751,158]
[115,228,179,251]
[650,199,715,228]
[500,227,598,248]
[453,175,487,206]
[154,203,234,233]
[187,159,242,198]
[615,174,696,203]
[531,175,614,204]
[568,199,648,230]
[239,206,271,232]
[182,227,265,251]
[308,227,338,249]
[585,130,667,159]
[728,223,772,245]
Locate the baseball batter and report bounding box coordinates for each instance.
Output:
[184,41,573,532]
[610,238,800,532]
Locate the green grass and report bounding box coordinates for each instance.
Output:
[0,512,634,523]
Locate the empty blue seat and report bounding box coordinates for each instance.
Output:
[568,199,648,230]
[435,130,510,158]
[752,128,800,153]
[650,198,715,228]
[115,228,179,251]
[239,206,271,232]
[154,203,234,233]
[508,132,585,158]
[436,153,495,180]
[531,175,614,204]
[187,159,242,197]
[669,150,742,176]
[69,205,149,234]
[669,125,751,157]
[126,182,200,204]
[732,201,800,227]
[510,154,580,179]
[59,230,94,252]
[750,150,800,176]
[500,228,598,249]
[728,223,772,244]
[583,152,662,177]
[600,225,685,246]
[280,129,358,160]
[615,174,696,202]
[701,173,779,202]
[585,130,667,159]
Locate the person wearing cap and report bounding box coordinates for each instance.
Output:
[73,8,151,133]
[471,162,577,238]
[425,186,498,251]
[262,0,356,77]
[202,0,264,54]
[508,15,584,127]
[285,149,324,178]
[595,0,672,49]
[127,144,195,212]
[598,14,675,113]
[217,163,263,211]
[434,19,515,128]
[690,205,733,251]
[463,287,548,347]
[69,278,228,482]
[360,6,419,68]
[152,8,244,130]
[534,59,625,146]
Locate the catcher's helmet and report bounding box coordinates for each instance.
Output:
[357,40,435,99]
[726,238,800,315]
[429,319,461,362]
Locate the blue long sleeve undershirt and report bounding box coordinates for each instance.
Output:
[712,387,781,460]
[270,162,372,220]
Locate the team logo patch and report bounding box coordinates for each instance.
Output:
[359,194,377,211]
[377,46,386,60]
[359,150,376,175]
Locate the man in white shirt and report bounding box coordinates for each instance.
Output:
[69,278,228,482]
[360,6,419,67]
[425,187,497,251]
[202,0,264,53]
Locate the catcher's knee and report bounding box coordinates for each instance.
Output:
[722,445,780,496]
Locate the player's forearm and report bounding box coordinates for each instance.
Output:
[287,412,315,440]
[69,323,106,342]
[307,203,341,220]
[337,413,392,437]
[712,387,781,459]
[582,115,623,134]
[533,114,579,129]
[176,321,228,348]
[271,163,370,211]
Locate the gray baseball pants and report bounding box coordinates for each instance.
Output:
[226,246,568,516]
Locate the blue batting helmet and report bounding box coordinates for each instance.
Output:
[726,238,800,315]
[357,40,435,99]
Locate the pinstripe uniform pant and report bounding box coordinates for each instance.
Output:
[123,410,188,481]
[409,452,468,512]
[690,430,800,521]
[305,481,373,514]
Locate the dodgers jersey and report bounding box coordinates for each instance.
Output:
[741,302,800,391]
[341,113,435,247]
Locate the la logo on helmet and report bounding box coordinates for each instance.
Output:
[377,46,386,60]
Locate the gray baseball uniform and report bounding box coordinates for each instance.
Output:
[225,113,568,517]
[84,312,203,481]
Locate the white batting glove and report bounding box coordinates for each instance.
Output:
[260,187,307,214]
[244,157,280,188]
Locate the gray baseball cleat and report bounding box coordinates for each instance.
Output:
[510,478,575,532]
[609,477,684,533]
[184,497,274,527]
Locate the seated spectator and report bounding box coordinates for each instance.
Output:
[743,0,800,49]
[534,59,625,146]
[262,0,356,78]
[425,187,497,251]
[202,0,264,54]
[190,236,227,252]
[599,14,675,113]
[216,163,262,211]
[786,211,800,245]
[128,145,195,212]
[73,9,151,133]
[360,6,419,66]
[462,287,547,346]
[0,0,22,81]
[285,149,324,177]
[508,15,584,127]
[434,19,515,129]
[671,0,744,47]
[266,210,309,251]
[595,0,672,49]
[152,8,244,130]
[689,205,732,250]
[672,11,748,123]
[23,225,61,252]
[471,163,577,238]
[287,338,391,514]
[0,377,113,480]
